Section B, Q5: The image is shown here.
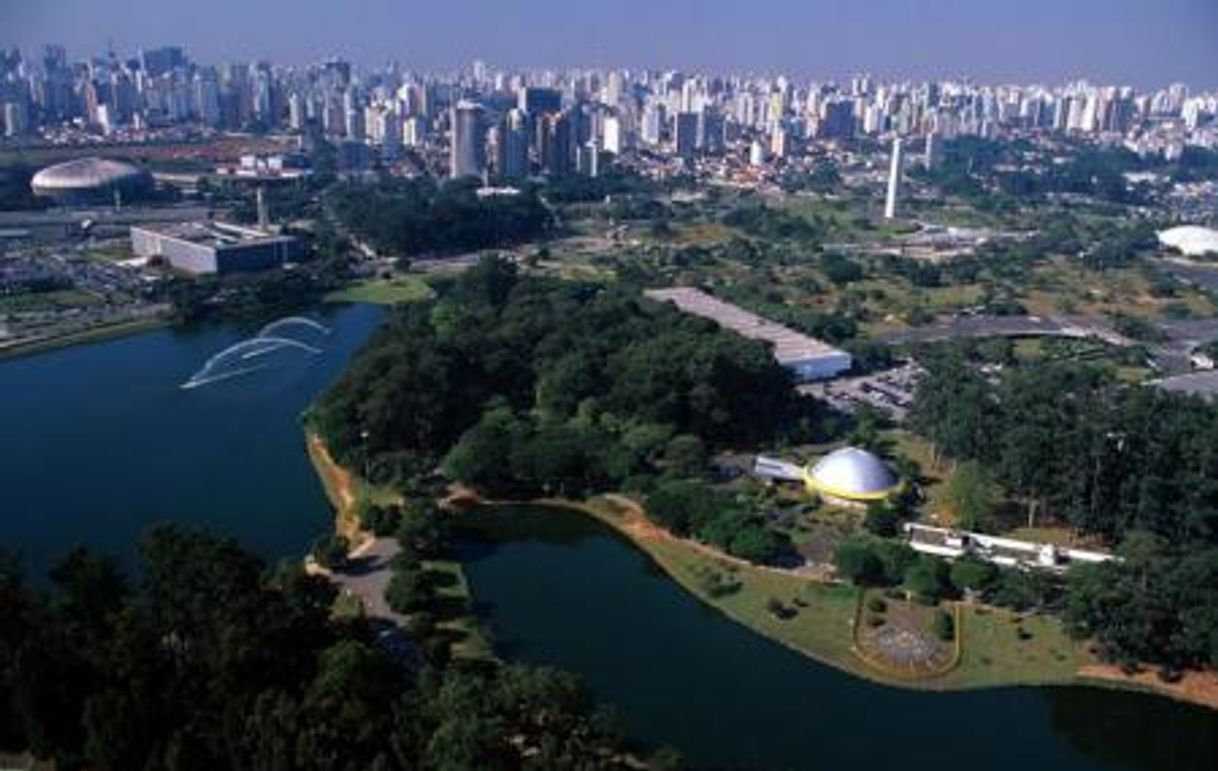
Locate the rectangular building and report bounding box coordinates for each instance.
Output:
[644,287,853,381]
[131,221,302,275]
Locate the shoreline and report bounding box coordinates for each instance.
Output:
[308,434,1218,713]
[489,495,1218,711]
[0,315,169,361]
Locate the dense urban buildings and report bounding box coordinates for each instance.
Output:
[1,44,1216,183]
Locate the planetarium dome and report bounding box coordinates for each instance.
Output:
[804,447,899,503]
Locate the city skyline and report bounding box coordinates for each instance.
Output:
[6,0,1218,90]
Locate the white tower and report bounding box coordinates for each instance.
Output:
[884,137,903,220]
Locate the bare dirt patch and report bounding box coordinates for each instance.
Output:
[1079,664,1218,711]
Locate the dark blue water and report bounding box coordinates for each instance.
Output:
[0,304,384,577]
[460,508,1218,771]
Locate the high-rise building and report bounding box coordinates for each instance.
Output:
[402,116,428,147]
[817,98,855,140]
[771,125,791,158]
[697,108,725,153]
[602,114,623,155]
[498,108,530,178]
[450,100,486,179]
[884,136,903,220]
[749,140,766,167]
[141,46,186,78]
[641,103,664,146]
[288,92,305,131]
[194,70,221,127]
[540,110,574,175]
[924,131,940,169]
[519,86,562,115]
[577,140,600,176]
[3,100,29,137]
[673,111,698,160]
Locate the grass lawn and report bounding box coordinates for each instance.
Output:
[0,289,104,313]
[948,605,1085,688]
[0,316,167,361]
[573,495,1089,691]
[325,276,434,305]
[425,559,494,660]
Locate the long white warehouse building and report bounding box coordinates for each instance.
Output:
[645,287,853,381]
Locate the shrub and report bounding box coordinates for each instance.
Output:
[932,610,955,641]
[311,534,350,569]
[867,597,888,614]
[866,614,886,628]
[863,503,900,537]
[833,537,886,586]
[385,567,433,614]
[358,501,402,537]
[904,555,952,604]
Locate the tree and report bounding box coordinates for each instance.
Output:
[662,434,707,477]
[355,500,401,537]
[727,525,782,565]
[833,538,886,586]
[942,461,998,532]
[863,502,900,537]
[397,499,449,558]
[311,534,350,569]
[932,610,955,641]
[385,566,433,615]
[904,555,952,604]
[950,557,998,595]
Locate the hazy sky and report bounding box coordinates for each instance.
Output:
[6,0,1218,88]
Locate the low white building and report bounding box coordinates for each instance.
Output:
[904,523,1115,574]
[644,287,853,381]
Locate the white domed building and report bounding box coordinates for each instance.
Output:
[803,447,900,506]
[1157,225,1218,258]
[31,157,151,204]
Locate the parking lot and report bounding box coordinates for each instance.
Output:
[799,361,924,423]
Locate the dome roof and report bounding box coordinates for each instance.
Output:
[1158,226,1218,258]
[31,157,148,194]
[806,447,898,501]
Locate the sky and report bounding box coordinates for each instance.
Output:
[5,0,1218,89]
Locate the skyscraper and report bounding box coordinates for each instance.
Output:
[923,131,940,170]
[674,111,698,161]
[518,87,562,115]
[884,137,903,220]
[498,108,529,179]
[450,101,486,179]
[540,110,574,176]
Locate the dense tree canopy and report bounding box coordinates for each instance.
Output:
[312,257,817,488]
[0,529,643,770]
[909,351,1218,669]
[328,177,550,257]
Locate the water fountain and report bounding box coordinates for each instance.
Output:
[180,316,330,390]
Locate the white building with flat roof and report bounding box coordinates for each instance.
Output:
[644,287,853,381]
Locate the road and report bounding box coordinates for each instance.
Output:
[878,314,1131,347]
[328,537,420,665]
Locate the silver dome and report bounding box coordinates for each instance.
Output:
[806,447,898,501]
[31,157,148,195]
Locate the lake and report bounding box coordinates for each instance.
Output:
[2,306,1216,771]
[459,507,1218,771]
[0,303,385,577]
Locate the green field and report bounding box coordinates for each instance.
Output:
[571,496,1088,691]
[324,276,435,305]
